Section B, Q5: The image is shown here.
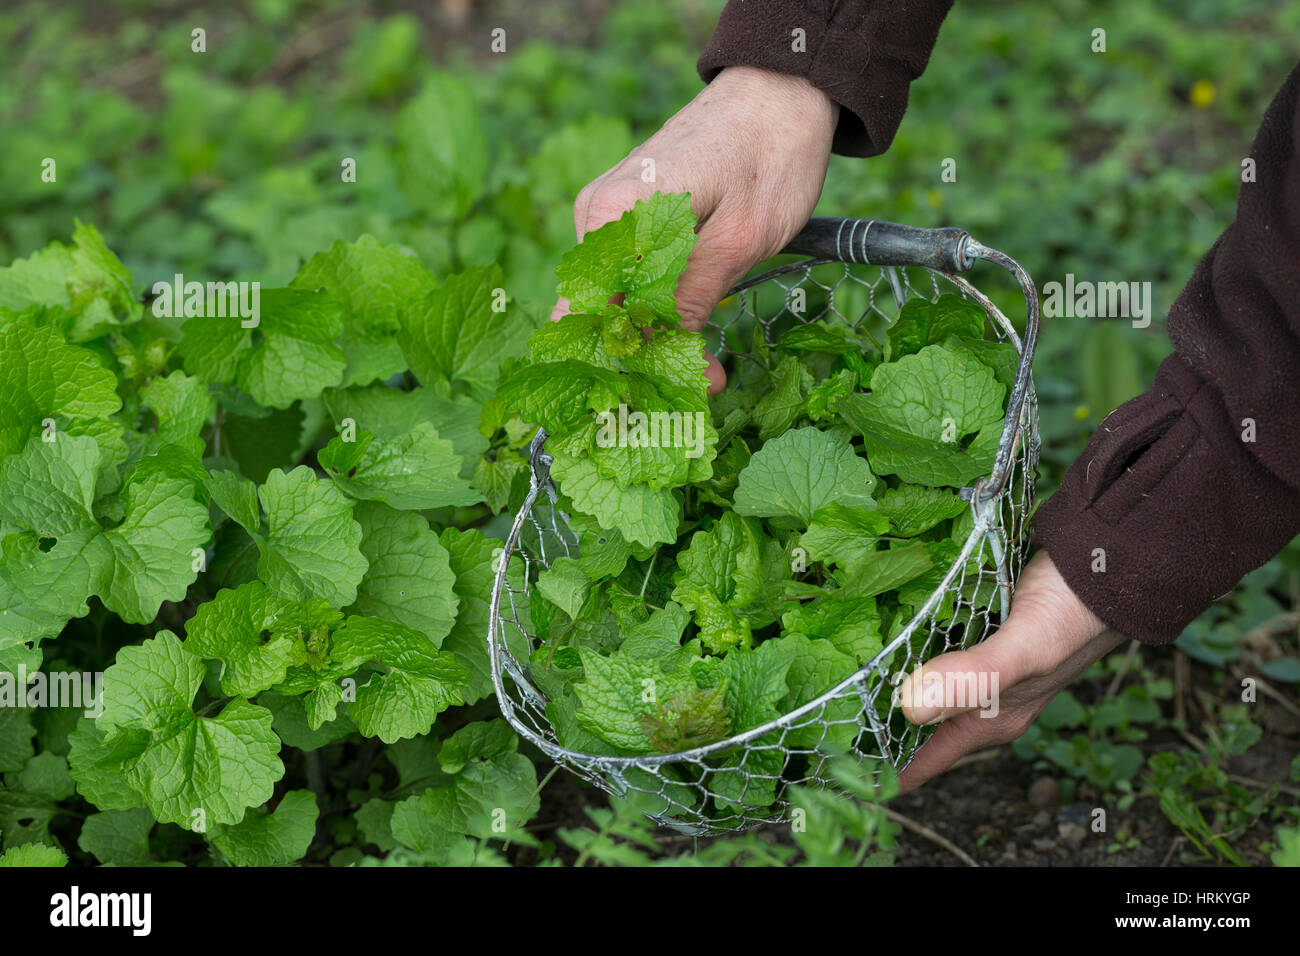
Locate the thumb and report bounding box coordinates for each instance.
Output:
[896,616,1047,726]
[673,210,757,334]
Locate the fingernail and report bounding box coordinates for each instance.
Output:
[549,298,570,323]
[900,670,948,725]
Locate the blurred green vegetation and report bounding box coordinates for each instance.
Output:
[4,0,1298,480]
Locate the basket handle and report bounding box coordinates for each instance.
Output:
[782,218,974,273]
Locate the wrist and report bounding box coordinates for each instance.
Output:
[713,65,839,128]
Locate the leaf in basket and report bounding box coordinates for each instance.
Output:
[886,293,985,360]
[732,426,876,524]
[834,344,1005,486]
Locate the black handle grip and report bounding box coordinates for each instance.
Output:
[782,218,974,272]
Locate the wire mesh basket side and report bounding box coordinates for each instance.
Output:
[487,249,1040,833]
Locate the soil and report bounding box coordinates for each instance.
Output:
[516,657,1299,867]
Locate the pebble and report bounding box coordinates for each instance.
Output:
[1032,810,1051,828]
[1028,777,1061,808]
[1058,822,1088,847]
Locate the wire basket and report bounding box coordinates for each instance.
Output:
[487,218,1041,835]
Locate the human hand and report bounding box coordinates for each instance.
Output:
[895,550,1124,793]
[552,65,839,393]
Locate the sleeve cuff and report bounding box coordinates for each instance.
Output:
[697,0,953,157]
[1033,356,1300,644]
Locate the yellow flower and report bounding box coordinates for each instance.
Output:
[1190,80,1216,109]
[1074,405,1091,421]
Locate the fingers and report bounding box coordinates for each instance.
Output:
[701,349,726,394]
[896,552,1104,727]
[672,207,758,333]
[551,168,740,392]
[896,621,1047,727]
[895,713,1001,794]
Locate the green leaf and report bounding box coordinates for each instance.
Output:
[291,235,438,387]
[205,468,261,533]
[256,466,368,607]
[0,843,66,867]
[179,289,345,409]
[637,684,729,753]
[946,335,1020,392]
[329,618,467,743]
[887,294,985,359]
[78,807,157,866]
[0,223,139,341]
[0,530,101,647]
[835,542,934,599]
[671,512,774,652]
[526,312,622,370]
[0,434,98,536]
[496,359,624,435]
[318,424,480,510]
[349,502,459,643]
[536,558,592,619]
[777,633,860,749]
[355,798,398,852]
[100,471,210,623]
[439,527,527,705]
[0,317,124,470]
[139,371,214,458]
[9,751,75,801]
[209,790,318,866]
[390,720,537,849]
[324,385,488,476]
[437,719,518,774]
[398,265,528,401]
[260,691,357,752]
[718,639,796,737]
[709,640,797,809]
[575,645,699,754]
[0,707,36,773]
[66,717,144,811]
[0,435,209,626]
[555,192,698,321]
[550,451,681,548]
[753,355,813,440]
[835,344,1005,486]
[395,73,488,221]
[184,581,296,696]
[800,503,892,571]
[97,632,283,828]
[781,594,883,665]
[875,484,968,537]
[733,427,876,524]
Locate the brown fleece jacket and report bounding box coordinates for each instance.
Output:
[698,0,954,157]
[699,3,1300,644]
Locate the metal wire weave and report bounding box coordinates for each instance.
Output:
[487,235,1040,835]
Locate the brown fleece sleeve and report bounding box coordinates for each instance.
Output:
[1034,60,1300,645]
[697,0,954,157]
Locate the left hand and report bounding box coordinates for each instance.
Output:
[895,550,1124,792]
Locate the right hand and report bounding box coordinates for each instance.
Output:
[552,65,840,393]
